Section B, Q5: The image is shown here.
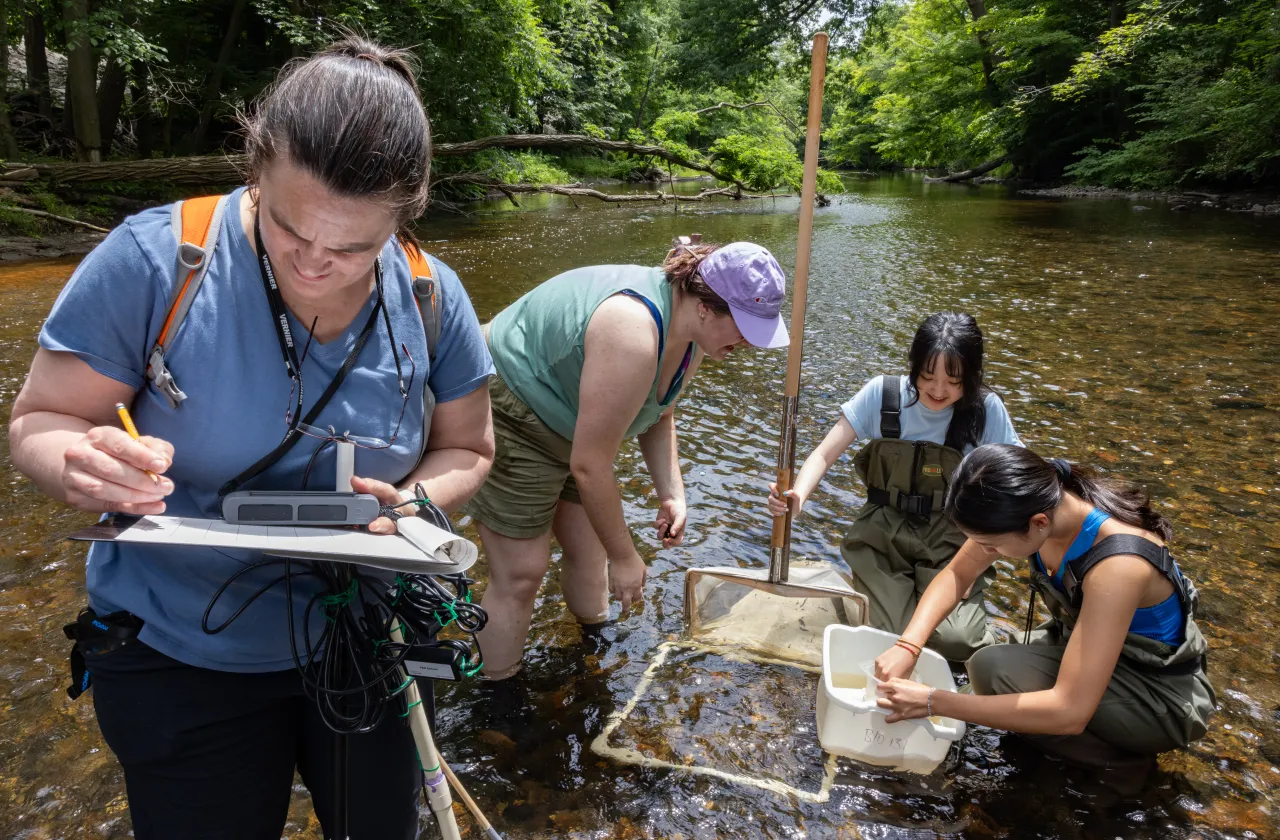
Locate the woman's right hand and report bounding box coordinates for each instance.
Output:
[875,643,919,681]
[609,551,647,619]
[767,482,804,518]
[62,427,174,514]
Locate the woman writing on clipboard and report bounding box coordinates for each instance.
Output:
[8,38,493,839]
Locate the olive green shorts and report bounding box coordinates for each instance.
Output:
[462,373,582,539]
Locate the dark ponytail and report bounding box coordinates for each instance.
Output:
[241,34,432,239]
[946,444,1173,541]
[905,312,991,451]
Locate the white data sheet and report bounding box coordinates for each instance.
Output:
[69,515,477,576]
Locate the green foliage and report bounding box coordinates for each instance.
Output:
[667,0,876,90]
[1050,2,1179,102]
[710,133,842,192]
[27,0,1280,194]
[826,0,1003,170]
[471,150,572,184]
[0,207,43,236]
[85,3,169,69]
[710,133,798,190]
[823,0,1280,188]
[1066,1,1280,188]
[29,189,82,220]
[558,153,652,181]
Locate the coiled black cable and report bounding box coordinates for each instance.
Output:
[203,493,486,735]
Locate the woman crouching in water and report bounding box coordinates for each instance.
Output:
[876,444,1215,775]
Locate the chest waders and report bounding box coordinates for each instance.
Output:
[966,535,1215,767]
[1026,536,1215,752]
[838,376,994,661]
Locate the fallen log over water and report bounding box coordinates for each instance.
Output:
[924,156,1007,183]
[434,173,772,208]
[0,134,751,191]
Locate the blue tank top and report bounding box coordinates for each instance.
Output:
[1033,508,1185,646]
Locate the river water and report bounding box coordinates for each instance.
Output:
[1,175,1276,839]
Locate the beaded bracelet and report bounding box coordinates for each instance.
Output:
[927,687,936,718]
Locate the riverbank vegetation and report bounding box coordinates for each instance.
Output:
[825,0,1280,191]
[0,0,1276,231]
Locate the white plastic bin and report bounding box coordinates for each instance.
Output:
[816,624,965,774]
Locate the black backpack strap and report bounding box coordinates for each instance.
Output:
[880,375,902,439]
[1063,534,1189,611]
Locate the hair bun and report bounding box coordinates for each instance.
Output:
[1049,458,1072,483]
[322,34,418,91]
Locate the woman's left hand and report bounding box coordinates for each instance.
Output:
[351,475,408,535]
[655,496,687,548]
[877,677,934,723]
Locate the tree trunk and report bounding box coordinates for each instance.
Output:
[0,0,22,158]
[64,0,101,162]
[62,73,74,147]
[633,40,662,131]
[926,155,1007,182]
[3,133,757,191]
[189,0,249,153]
[24,9,52,120]
[131,64,153,159]
[97,58,129,157]
[161,106,173,157]
[964,0,996,100]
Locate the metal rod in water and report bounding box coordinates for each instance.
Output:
[769,395,800,583]
[768,33,827,584]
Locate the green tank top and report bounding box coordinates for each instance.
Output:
[488,264,689,441]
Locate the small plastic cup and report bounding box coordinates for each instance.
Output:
[859,660,882,704]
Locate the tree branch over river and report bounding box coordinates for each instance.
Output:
[0,134,756,194]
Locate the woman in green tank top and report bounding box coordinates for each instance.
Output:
[464,240,791,678]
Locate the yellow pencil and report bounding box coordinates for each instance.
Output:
[115,402,160,485]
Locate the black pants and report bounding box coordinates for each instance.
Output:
[86,640,421,840]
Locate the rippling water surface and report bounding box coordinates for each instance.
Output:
[2,176,1277,839]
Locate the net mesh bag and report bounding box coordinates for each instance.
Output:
[683,562,868,668]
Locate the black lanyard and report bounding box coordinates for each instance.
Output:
[217,218,385,497]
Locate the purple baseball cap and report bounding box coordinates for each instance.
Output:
[699,242,790,349]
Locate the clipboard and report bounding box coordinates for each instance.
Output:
[69,514,477,576]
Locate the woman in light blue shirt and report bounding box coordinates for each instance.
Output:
[766,312,1021,660]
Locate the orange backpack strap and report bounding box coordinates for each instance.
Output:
[147,193,232,408]
[400,240,442,362]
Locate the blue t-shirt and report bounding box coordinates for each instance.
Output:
[40,187,494,672]
[840,375,1022,452]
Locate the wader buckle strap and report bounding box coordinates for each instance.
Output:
[62,608,143,700]
[880,375,902,439]
[866,486,933,516]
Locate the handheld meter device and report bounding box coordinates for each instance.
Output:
[221,491,382,526]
